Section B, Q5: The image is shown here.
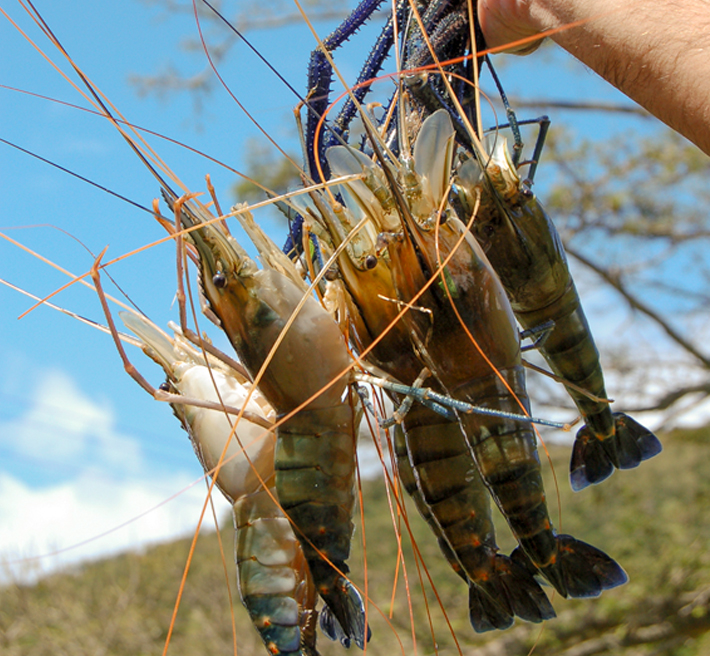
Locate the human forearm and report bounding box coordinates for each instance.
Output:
[478,0,710,155]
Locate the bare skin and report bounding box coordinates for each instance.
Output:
[477,0,710,156]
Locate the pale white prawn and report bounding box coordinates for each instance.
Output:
[120,311,320,656]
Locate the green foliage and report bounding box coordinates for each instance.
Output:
[544,127,710,241]
[232,137,302,205]
[2,428,710,655]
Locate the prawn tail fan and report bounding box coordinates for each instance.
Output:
[317,574,371,649]
[467,584,514,633]
[513,535,628,599]
[468,555,556,632]
[570,413,663,491]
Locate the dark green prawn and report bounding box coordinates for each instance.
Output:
[455,137,662,491]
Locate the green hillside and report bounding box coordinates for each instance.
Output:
[2,428,710,655]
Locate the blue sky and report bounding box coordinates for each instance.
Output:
[0,0,705,583]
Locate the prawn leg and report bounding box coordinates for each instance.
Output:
[355,371,566,428]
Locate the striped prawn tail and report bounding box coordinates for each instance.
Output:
[512,534,628,599]
[275,404,371,650]
[395,414,555,632]
[234,487,320,656]
[394,423,520,632]
[570,413,663,491]
[317,581,370,649]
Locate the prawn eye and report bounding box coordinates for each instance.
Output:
[365,255,377,270]
[212,271,227,288]
[159,382,170,392]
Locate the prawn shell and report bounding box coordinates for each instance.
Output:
[461,141,661,488]
[178,366,276,502]
[274,403,358,565]
[234,487,319,656]
[211,267,350,413]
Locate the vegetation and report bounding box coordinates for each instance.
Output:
[2,427,709,655]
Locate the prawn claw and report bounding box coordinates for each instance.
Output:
[570,413,662,491]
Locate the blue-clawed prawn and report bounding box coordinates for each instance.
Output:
[455,137,662,491]
[325,109,627,602]
[118,313,320,656]
[169,195,370,649]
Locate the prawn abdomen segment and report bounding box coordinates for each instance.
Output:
[517,284,662,489]
[274,403,368,648]
[275,405,356,560]
[517,282,607,406]
[235,487,318,656]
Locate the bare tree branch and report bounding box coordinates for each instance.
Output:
[510,97,652,117]
[627,383,710,413]
[566,245,710,369]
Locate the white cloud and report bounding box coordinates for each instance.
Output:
[0,470,231,584]
[0,369,232,583]
[1,369,142,475]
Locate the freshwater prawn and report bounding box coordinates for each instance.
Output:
[316,108,627,601]
[455,135,663,490]
[116,312,320,656]
[168,193,370,649]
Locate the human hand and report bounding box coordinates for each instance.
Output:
[477,0,546,54]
